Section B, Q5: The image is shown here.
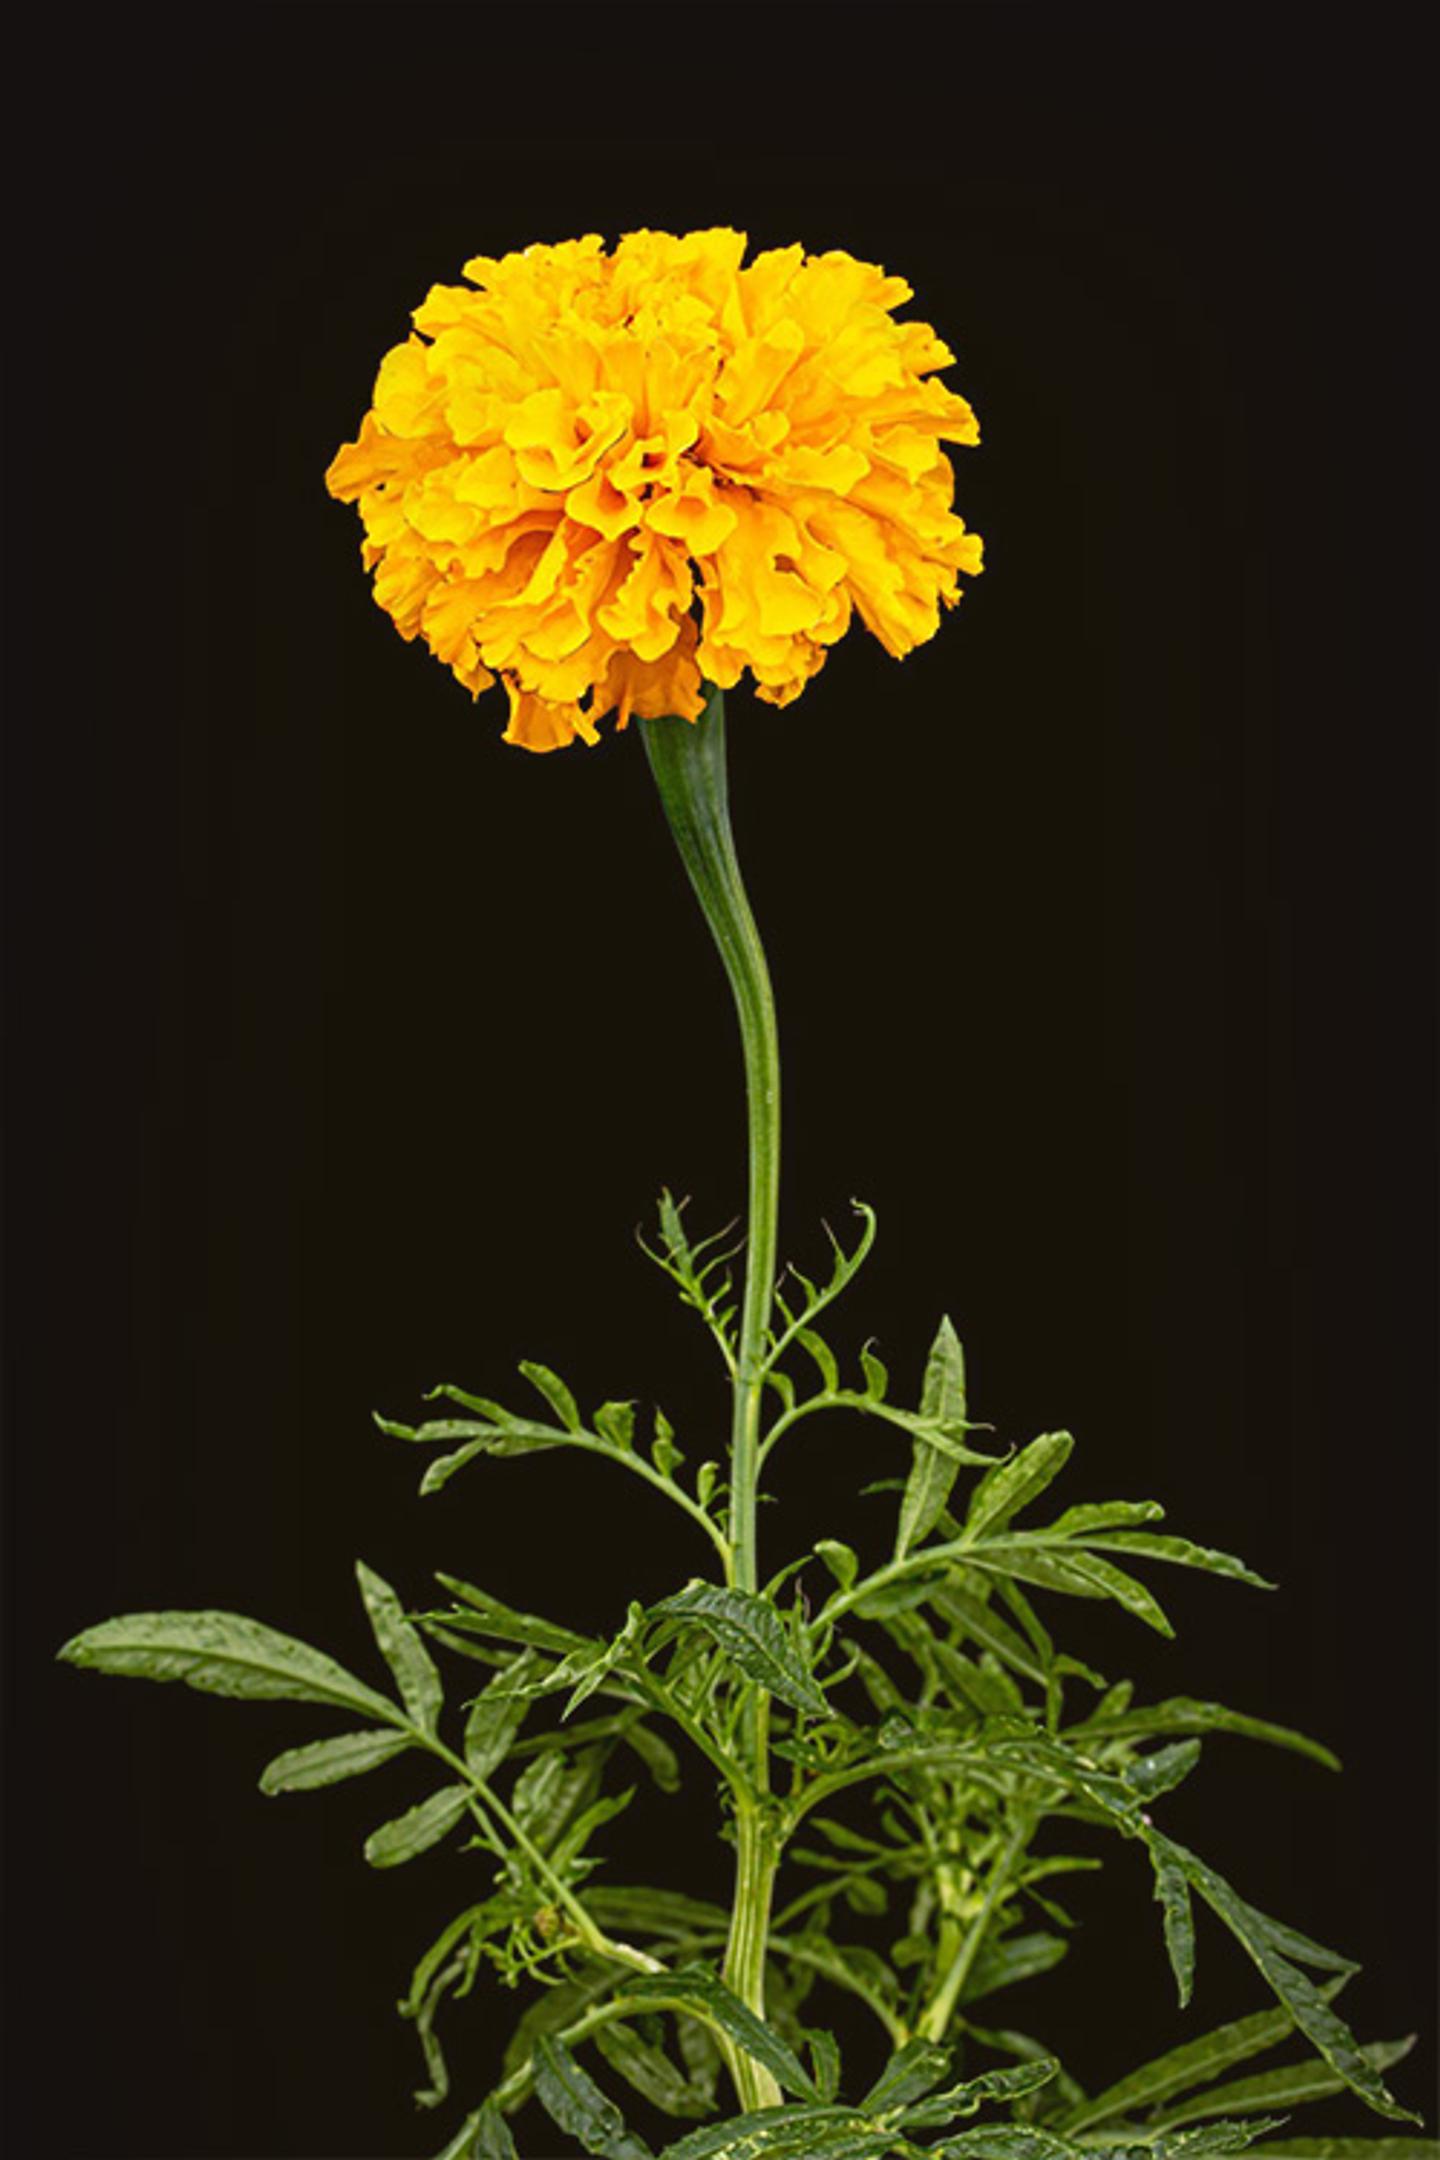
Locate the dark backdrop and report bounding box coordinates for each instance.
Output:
[3,6,1435,2156]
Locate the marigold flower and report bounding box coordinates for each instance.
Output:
[326,229,984,752]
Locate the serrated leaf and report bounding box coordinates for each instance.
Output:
[595,2021,716,2120]
[534,2034,653,2159]
[356,1561,443,1734]
[1168,1838,1420,2122]
[624,1966,820,2099]
[651,1585,828,1719]
[57,1609,401,1722]
[965,1434,1075,1542]
[520,1360,583,1431]
[260,1727,411,1794]
[896,1317,968,1560]
[364,1783,470,1868]
[464,1652,542,1778]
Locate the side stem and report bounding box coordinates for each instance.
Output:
[642,686,783,2109]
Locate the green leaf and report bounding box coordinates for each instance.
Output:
[473,2100,520,2160]
[974,1543,1175,1636]
[512,1748,571,1840]
[965,1434,1075,1542]
[1079,1530,1274,1590]
[595,2020,716,2120]
[624,1966,820,2099]
[651,1585,828,1719]
[1144,1827,1197,2006]
[961,1930,1069,2002]
[930,2129,1077,2160]
[533,2035,653,2159]
[586,1885,731,1938]
[597,1400,639,1451]
[260,1727,411,1794]
[1058,1992,1350,2131]
[624,1720,682,1792]
[900,2060,1061,2127]
[1151,2040,1418,2131]
[57,1609,401,1722]
[1249,2146,1440,2160]
[896,1317,968,1560]
[860,1346,890,1401]
[521,1361,583,1432]
[464,1653,542,1779]
[807,2027,842,2103]
[1044,1500,1166,1535]
[1126,1739,1204,1803]
[435,1573,592,1653]
[1073,1695,1340,1772]
[656,2108,876,2160]
[364,1783,470,1868]
[1169,1838,1421,2122]
[356,1561,443,1734]
[861,2036,956,2110]
[796,1327,840,1393]
[929,1584,1049,1687]
[815,1541,859,1593]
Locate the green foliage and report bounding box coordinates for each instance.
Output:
[58,1201,1432,2159]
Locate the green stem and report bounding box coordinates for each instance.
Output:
[641,685,783,2110]
[916,1817,1031,2043]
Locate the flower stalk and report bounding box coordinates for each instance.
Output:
[641,685,784,2108]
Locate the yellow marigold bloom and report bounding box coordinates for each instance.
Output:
[325,229,983,752]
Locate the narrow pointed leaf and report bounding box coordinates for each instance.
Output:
[260,1727,411,1793]
[1080,1530,1274,1589]
[520,1361,583,1432]
[464,1652,542,1778]
[357,1561,443,1733]
[57,1609,401,1721]
[1172,1840,1421,2122]
[473,2100,520,2159]
[533,2034,653,2159]
[435,1574,592,1653]
[897,1317,968,1559]
[624,1967,820,2098]
[1058,1989,1351,2131]
[1126,1740,1204,1802]
[1151,2040,1417,2131]
[594,2021,716,2120]
[364,1783,470,1868]
[965,1434,1075,1542]
[1145,1829,1197,2005]
[1074,1695,1340,1771]
[860,2036,956,2110]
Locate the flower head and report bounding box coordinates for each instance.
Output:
[326,229,983,751]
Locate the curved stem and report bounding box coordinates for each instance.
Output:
[642,687,783,2110]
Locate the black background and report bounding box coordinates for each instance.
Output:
[3,6,1435,2156]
